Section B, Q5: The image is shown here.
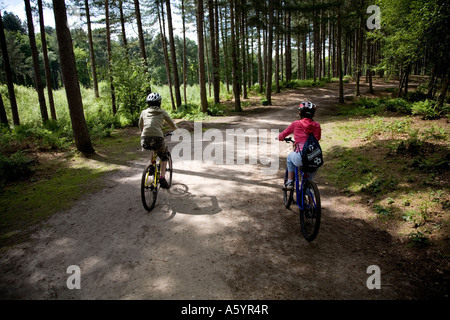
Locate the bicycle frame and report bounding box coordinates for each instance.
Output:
[143,132,173,189]
[282,136,321,241]
[283,136,317,211]
[144,151,159,189]
[294,168,316,211]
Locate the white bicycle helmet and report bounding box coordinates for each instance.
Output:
[146,92,162,105]
[299,101,317,118]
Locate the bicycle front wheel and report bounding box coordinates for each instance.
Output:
[141,164,158,211]
[299,180,321,241]
[283,170,294,208]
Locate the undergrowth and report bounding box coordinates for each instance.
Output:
[322,91,449,248]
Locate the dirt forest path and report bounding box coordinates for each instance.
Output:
[0,80,437,300]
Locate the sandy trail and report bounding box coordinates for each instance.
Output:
[0,80,438,300]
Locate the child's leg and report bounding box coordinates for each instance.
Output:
[287,151,303,182]
[160,161,167,177]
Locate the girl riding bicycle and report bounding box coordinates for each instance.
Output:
[139,92,178,189]
[278,101,321,190]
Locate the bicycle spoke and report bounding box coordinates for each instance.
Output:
[299,180,321,242]
[141,165,158,211]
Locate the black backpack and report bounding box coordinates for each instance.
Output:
[301,133,324,172]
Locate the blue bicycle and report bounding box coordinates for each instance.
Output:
[283,137,321,241]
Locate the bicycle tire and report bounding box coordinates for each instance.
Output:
[283,170,294,208]
[141,164,158,211]
[166,152,173,188]
[299,180,321,241]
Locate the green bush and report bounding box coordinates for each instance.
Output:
[383,98,412,114]
[0,151,35,183]
[169,103,207,120]
[207,103,226,116]
[411,99,448,119]
[112,55,152,125]
[261,98,270,106]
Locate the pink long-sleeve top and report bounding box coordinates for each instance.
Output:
[278,118,322,151]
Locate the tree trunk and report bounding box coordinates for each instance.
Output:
[158,1,175,111]
[230,0,241,111]
[275,9,280,93]
[25,0,48,124]
[105,0,117,114]
[182,0,187,105]
[337,3,344,103]
[209,0,220,104]
[197,0,208,113]
[285,10,292,83]
[437,69,449,109]
[0,10,19,126]
[0,93,8,127]
[133,0,148,70]
[119,0,129,62]
[52,0,94,155]
[240,1,248,99]
[356,16,363,96]
[328,10,331,79]
[367,36,374,94]
[165,0,182,109]
[85,0,99,98]
[313,1,318,82]
[257,24,263,93]
[204,26,211,97]
[38,0,56,120]
[297,33,301,80]
[302,27,307,79]
[427,64,438,99]
[220,6,230,93]
[308,23,312,79]
[265,0,274,105]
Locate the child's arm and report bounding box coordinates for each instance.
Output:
[314,123,321,141]
[278,122,295,141]
[138,112,144,133]
[163,111,179,131]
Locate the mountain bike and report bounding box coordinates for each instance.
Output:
[141,132,173,211]
[283,137,321,241]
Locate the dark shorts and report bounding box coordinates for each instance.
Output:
[141,136,169,161]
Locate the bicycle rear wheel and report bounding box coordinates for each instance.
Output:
[299,180,321,241]
[283,170,294,208]
[166,152,173,188]
[141,164,158,211]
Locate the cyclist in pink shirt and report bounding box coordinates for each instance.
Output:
[278,101,321,190]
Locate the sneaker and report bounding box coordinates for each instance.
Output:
[282,181,294,191]
[159,177,169,189]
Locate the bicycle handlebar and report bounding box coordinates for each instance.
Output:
[284,137,294,143]
[164,132,173,137]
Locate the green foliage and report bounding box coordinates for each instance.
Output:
[343,97,413,116]
[207,103,228,116]
[1,122,71,151]
[406,231,430,247]
[112,56,152,125]
[373,204,393,217]
[0,150,34,183]
[363,116,413,139]
[344,95,450,120]
[361,176,398,196]
[402,207,428,228]
[411,99,449,120]
[374,0,450,87]
[261,98,270,106]
[168,103,206,120]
